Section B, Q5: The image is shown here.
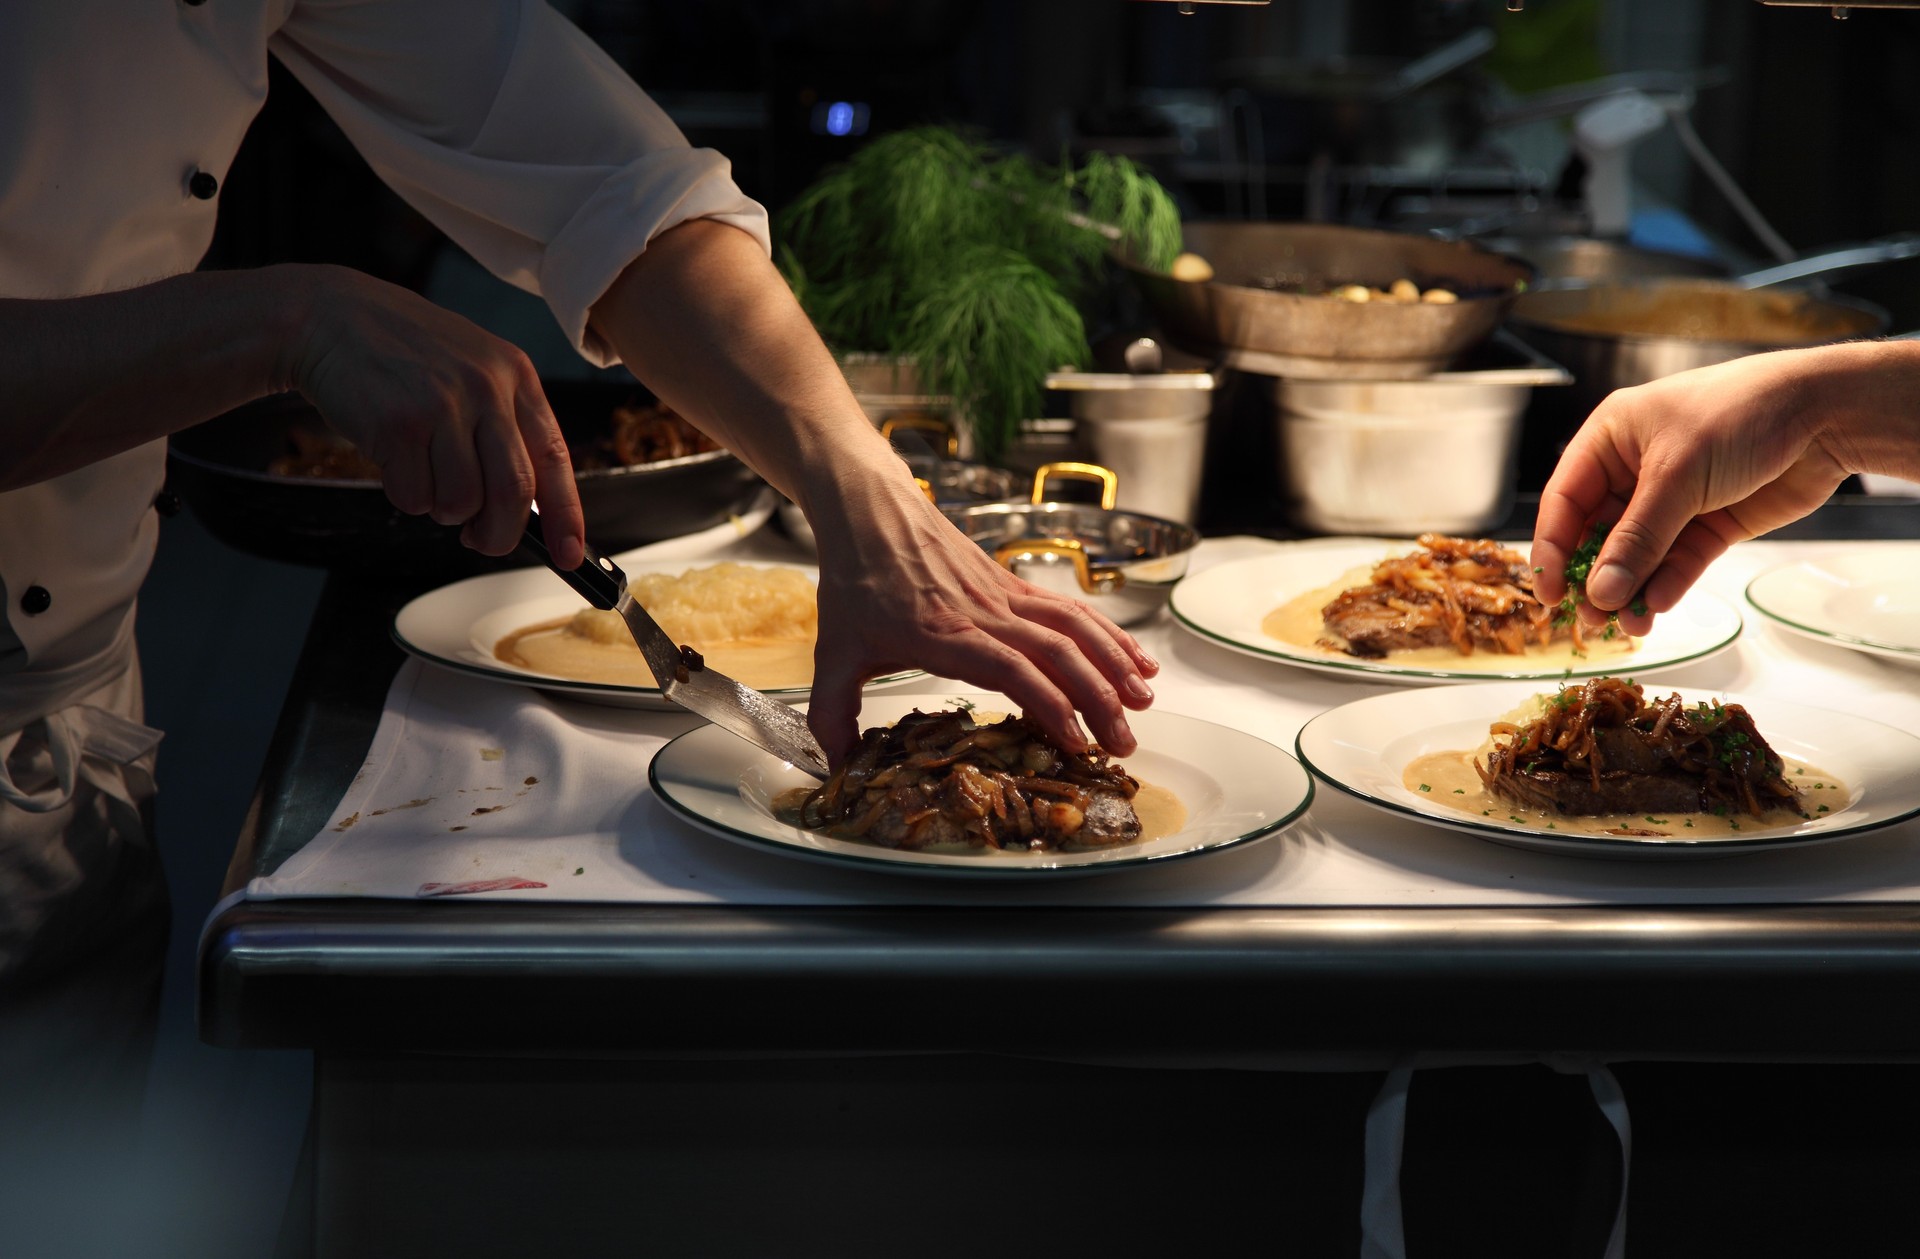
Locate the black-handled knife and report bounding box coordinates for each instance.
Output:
[522,507,831,780]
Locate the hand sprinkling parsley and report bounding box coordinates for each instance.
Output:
[1558,522,1650,629]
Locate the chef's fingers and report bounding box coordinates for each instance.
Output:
[972,604,1135,755]
[515,378,585,571]
[1634,513,1742,619]
[1018,586,1161,682]
[425,403,485,529]
[1584,472,1724,611]
[945,628,1113,756]
[1006,590,1156,711]
[1531,449,1619,606]
[802,657,865,769]
[380,447,435,519]
[461,404,537,557]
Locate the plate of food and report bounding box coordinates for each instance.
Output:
[1170,534,1742,682]
[1295,676,1920,859]
[393,555,921,710]
[1746,547,1920,663]
[648,692,1314,877]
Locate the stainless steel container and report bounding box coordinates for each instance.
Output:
[1045,366,1218,525]
[941,464,1200,626]
[1269,335,1572,535]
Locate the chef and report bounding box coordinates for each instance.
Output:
[0,0,1159,1199]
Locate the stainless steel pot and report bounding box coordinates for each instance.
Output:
[940,464,1200,627]
[1507,279,1889,398]
[1123,222,1533,378]
[1504,235,1920,397]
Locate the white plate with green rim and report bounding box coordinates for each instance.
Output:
[1295,680,1920,860]
[1170,538,1742,683]
[648,691,1313,877]
[1746,548,1920,663]
[394,549,921,711]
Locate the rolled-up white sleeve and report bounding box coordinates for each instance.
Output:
[269,0,769,366]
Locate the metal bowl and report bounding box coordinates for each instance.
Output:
[1124,222,1533,378]
[940,464,1201,627]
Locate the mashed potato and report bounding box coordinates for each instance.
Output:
[566,562,817,647]
[498,563,821,690]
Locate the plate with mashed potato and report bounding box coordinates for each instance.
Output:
[394,557,924,709]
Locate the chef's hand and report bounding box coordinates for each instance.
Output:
[802,465,1160,765]
[283,265,586,568]
[1532,347,1865,635]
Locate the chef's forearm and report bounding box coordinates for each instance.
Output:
[0,269,298,491]
[1799,338,1920,481]
[584,218,904,519]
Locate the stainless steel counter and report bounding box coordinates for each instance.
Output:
[199,496,1920,1063]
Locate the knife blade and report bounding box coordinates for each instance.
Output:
[521,508,831,780]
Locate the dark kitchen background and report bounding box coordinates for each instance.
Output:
[203,0,1920,339]
[125,3,1920,1257]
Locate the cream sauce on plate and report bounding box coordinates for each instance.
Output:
[1402,747,1846,840]
[1260,564,1640,673]
[496,617,814,690]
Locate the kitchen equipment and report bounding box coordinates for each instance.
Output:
[1045,361,1219,525]
[1508,278,1887,394]
[1265,332,1572,535]
[1505,235,1920,397]
[519,510,830,779]
[940,463,1201,627]
[1471,235,1729,286]
[167,383,766,576]
[1122,222,1532,378]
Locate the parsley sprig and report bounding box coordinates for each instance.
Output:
[1556,522,1650,630]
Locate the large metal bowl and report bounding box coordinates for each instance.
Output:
[940,464,1200,627]
[166,382,766,576]
[1124,222,1533,378]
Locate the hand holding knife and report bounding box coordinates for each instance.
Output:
[521,506,831,780]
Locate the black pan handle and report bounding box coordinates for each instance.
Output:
[522,504,624,611]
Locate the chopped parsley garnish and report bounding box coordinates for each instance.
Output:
[1557,522,1646,635]
[1453,788,1466,795]
[1818,805,1830,813]
[1645,816,1667,824]
[1418,783,1431,792]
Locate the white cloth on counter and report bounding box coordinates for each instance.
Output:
[245,535,1920,907]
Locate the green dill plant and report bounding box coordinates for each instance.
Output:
[776,127,1182,459]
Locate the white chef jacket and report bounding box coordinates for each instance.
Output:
[0,0,768,979]
[0,0,770,723]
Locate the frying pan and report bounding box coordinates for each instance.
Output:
[1122,222,1533,378]
[166,380,766,576]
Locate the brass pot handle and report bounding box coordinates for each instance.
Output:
[1031,461,1118,510]
[990,536,1125,596]
[913,477,936,504]
[880,414,959,459]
